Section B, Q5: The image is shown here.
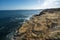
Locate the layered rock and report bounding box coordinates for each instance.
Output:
[12,8,60,40]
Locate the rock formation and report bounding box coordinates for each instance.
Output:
[12,8,60,40]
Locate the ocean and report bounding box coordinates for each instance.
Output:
[0,10,41,40]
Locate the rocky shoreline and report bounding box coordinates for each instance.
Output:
[12,8,60,40]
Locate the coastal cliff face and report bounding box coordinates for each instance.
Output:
[12,8,60,40]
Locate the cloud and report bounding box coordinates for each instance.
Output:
[40,0,60,9]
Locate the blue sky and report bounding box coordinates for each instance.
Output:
[0,0,60,10]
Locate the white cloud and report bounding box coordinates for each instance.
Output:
[39,0,60,9]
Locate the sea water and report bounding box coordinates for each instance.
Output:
[0,10,41,40]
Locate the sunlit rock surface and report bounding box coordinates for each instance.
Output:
[12,8,60,40]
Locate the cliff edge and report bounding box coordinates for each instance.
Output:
[12,8,60,40]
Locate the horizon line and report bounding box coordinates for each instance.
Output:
[0,7,60,10]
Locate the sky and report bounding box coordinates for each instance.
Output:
[0,0,60,10]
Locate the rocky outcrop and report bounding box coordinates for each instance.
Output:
[12,8,60,40]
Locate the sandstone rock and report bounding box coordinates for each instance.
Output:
[13,8,60,40]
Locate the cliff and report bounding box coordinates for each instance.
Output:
[12,8,60,40]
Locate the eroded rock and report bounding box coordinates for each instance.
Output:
[13,8,60,40]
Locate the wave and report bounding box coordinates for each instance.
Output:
[0,10,41,40]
